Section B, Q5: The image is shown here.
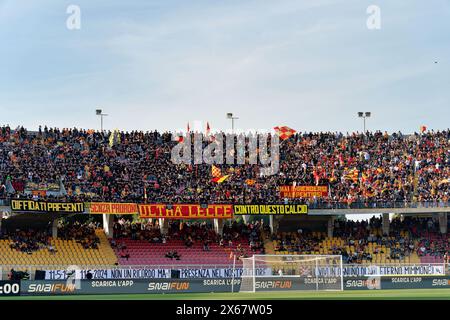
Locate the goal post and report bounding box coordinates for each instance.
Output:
[239,254,343,292]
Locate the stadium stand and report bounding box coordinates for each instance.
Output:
[1,126,450,207]
[0,125,448,270]
[269,216,449,264]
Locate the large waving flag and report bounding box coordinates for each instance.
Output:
[212,165,222,178]
[212,175,229,184]
[274,126,296,141]
[344,168,359,182]
[211,165,229,183]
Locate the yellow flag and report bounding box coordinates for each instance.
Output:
[212,175,229,184]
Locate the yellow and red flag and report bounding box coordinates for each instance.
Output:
[274,126,296,141]
[212,175,229,183]
[420,125,427,133]
[212,165,222,178]
[344,168,359,182]
[245,179,256,186]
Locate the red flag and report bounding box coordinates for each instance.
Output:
[206,122,211,136]
[420,125,427,133]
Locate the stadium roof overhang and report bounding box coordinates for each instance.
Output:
[1,211,70,223]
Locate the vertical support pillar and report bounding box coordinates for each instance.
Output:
[270,216,280,234]
[438,213,448,234]
[159,218,169,235]
[102,214,114,238]
[214,219,224,235]
[327,216,335,238]
[269,215,274,234]
[52,219,58,239]
[382,213,390,235]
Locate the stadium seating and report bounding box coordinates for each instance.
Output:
[112,238,256,266]
[271,230,423,264]
[0,229,117,267]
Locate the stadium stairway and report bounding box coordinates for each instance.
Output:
[95,229,119,265]
[263,238,276,255]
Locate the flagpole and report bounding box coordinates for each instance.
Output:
[231,253,236,293]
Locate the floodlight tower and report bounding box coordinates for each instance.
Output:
[357,112,371,133]
[227,113,239,134]
[96,109,108,132]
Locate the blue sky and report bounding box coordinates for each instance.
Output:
[0,0,449,133]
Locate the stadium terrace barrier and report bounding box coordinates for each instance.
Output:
[2,199,450,214]
[0,264,239,281]
[318,263,448,277]
[2,263,449,281]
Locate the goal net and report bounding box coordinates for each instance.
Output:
[239,254,343,292]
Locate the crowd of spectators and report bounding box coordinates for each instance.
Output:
[272,217,449,263]
[58,221,100,249]
[3,229,51,254]
[222,220,266,257]
[112,218,163,242]
[168,221,218,246]
[0,221,102,254]
[1,126,450,207]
